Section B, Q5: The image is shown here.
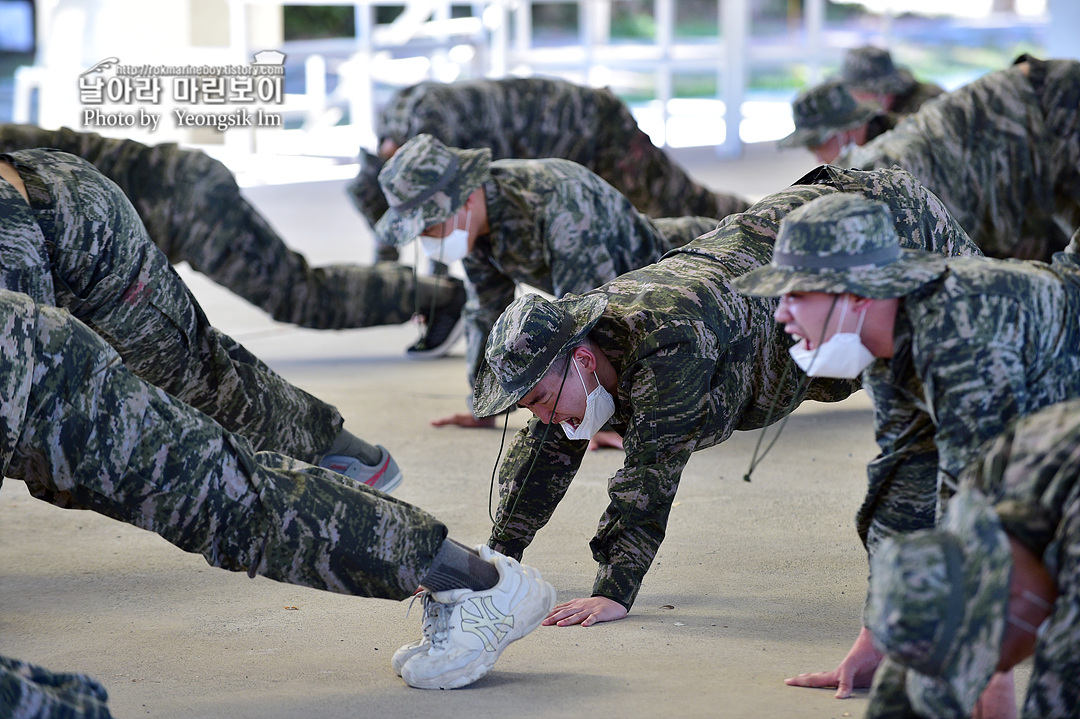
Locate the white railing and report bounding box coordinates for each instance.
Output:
[15,0,833,156]
[223,0,838,157]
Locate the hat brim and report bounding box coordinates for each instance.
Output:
[732,249,946,299]
[472,293,608,418]
[374,147,491,247]
[779,103,881,149]
[849,67,917,96]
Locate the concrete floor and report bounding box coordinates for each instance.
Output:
[0,143,1026,718]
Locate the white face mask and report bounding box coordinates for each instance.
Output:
[420,209,471,264]
[560,358,616,441]
[788,296,876,379]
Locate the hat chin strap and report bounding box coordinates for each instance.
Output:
[742,295,842,482]
[919,534,966,674]
[488,356,573,536]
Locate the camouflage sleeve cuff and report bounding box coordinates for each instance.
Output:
[592,563,642,611]
[592,593,631,612]
[488,535,528,562]
[995,497,1056,559]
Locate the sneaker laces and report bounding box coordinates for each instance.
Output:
[407,591,453,651]
[426,598,455,652]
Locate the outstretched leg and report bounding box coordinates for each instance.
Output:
[0,290,554,698]
[1,149,343,462]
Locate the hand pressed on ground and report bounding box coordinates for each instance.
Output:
[542,596,627,627]
[972,671,1018,719]
[588,430,624,451]
[431,412,496,428]
[785,626,883,698]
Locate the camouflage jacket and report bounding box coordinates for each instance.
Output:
[846,57,1080,262]
[351,77,629,226]
[966,399,1080,718]
[869,396,1080,718]
[0,291,35,479]
[349,77,749,226]
[859,250,1080,556]
[376,77,627,160]
[965,397,1080,571]
[489,166,981,610]
[890,79,946,116]
[0,124,164,182]
[463,158,716,387]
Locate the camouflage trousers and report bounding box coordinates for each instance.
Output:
[0,124,421,329]
[129,141,422,329]
[0,291,447,719]
[0,148,342,463]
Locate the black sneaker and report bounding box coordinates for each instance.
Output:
[407,280,467,359]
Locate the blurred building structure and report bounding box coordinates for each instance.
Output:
[0,0,1072,169]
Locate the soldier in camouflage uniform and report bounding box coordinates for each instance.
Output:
[838,45,945,116]
[0,148,403,490]
[375,134,718,427]
[780,80,896,164]
[0,123,465,331]
[845,55,1080,262]
[349,75,751,260]
[734,194,1080,713]
[467,165,979,628]
[865,398,1080,718]
[0,288,556,714]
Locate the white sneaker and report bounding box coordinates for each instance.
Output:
[392,638,427,677]
[399,546,556,690]
[392,593,444,677]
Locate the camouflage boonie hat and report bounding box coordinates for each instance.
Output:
[374,133,491,247]
[866,487,1012,717]
[473,293,608,418]
[840,45,917,96]
[731,193,947,299]
[779,81,881,149]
